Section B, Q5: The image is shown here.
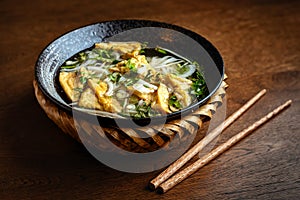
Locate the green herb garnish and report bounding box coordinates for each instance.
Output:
[176,63,189,74]
[61,52,87,69]
[61,65,77,69]
[190,71,208,99]
[169,95,182,109]
[108,72,121,83]
[92,48,115,63]
[79,76,88,84]
[155,48,167,54]
[139,49,145,54]
[132,102,152,118]
[126,59,137,72]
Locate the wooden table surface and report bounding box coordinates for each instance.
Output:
[1,0,299,199]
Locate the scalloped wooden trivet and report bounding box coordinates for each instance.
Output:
[33,78,228,153]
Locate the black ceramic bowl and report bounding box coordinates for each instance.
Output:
[35,19,224,127]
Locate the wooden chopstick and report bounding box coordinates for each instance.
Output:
[157,99,292,193]
[149,89,267,190]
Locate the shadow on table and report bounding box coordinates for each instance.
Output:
[1,88,154,197]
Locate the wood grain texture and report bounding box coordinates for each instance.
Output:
[0,0,299,199]
[150,89,266,190]
[158,100,292,193]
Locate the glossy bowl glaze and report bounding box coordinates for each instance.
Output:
[35,19,224,127]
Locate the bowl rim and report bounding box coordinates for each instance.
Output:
[35,19,224,127]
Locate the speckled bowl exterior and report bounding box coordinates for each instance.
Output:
[35,19,224,127]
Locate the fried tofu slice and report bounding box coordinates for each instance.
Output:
[127,86,154,103]
[59,71,81,102]
[173,89,192,107]
[109,55,148,74]
[165,74,192,107]
[88,79,122,113]
[121,50,140,60]
[166,74,193,89]
[78,88,103,110]
[129,55,148,67]
[156,83,171,114]
[88,79,107,97]
[109,63,130,74]
[95,42,141,54]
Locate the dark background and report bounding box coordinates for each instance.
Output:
[0,0,299,199]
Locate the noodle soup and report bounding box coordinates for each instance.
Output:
[58,42,208,119]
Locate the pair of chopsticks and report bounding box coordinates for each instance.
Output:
[149,89,292,193]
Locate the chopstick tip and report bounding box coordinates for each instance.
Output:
[285,99,292,105]
[156,186,165,194]
[148,182,156,191]
[261,89,267,94]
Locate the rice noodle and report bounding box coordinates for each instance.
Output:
[138,99,144,106]
[157,47,193,63]
[178,64,196,78]
[137,65,148,74]
[133,79,158,93]
[80,59,96,67]
[87,66,109,74]
[60,65,81,72]
[149,56,182,68]
[105,80,114,96]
